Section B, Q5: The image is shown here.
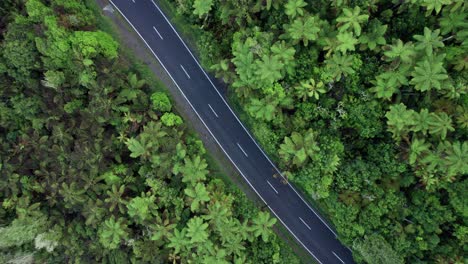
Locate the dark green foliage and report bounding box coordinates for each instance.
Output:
[0,0,299,263]
[169,0,468,262]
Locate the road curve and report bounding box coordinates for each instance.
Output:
[108,0,354,263]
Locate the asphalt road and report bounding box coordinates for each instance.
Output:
[108,1,355,263]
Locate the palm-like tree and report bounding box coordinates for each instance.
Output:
[385,103,415,140]
[411,109,431,135]
[325,53,355,80]
[413,27,444,56]
[444,141,468,176]
[284,16,321,46]
[284,0,307,18]
[409,138,430,165]
[246,97,278,121]
[383,39,416,64]
[359,19,387,51]
[251,211,277,242]
[105,184,127,213]
[270,40,296,75]
[181,155,209,185]
[410,58,448,91]
[59,182,87,209]
[255,54,284,87]
[184,183,211,212]
[371,67,409,100]
[150,218,176,241]
[204,201,230,228]
[231,41,256,89]
[279,129,320,167]
[186,216,210,244]
[421,0,453,15]
[98,217,129,250]
[336,6,369,36]
[168,228,188,254]
[193,0,214,18]
[428,112,454,139]
[294,78,326,101]
[336,32,358,54]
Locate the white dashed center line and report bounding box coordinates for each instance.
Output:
[208,104,219,118]
[332,251,345,264]
[180,65,191,79]
[153,26,163,39]
[237,143,248,157]
[267,180,279,195]
[299,217,312,230]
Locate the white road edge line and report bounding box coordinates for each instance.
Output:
[237,143,248,157]
[149,0,339,238]
[266,180,279,195]
[207,104,219,118]
[109,2,323,263]
[299,217,312,230]
[180,65,191,79]
[152,26,163,40]
[332,251,345,264]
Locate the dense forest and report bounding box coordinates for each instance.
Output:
[168,0,468,263]
[0,0,303,263]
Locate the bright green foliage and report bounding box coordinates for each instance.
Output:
[371,70,407,99]
[353,234,404,264]
[444,141,468,176]
[25,0,52,22]
[3,0,467,263]
[193,0,214,18]
[161,112,183,127]
[255,55,284,87]
[126,138,147,158]
[385,103,415,140]
[428,112,454,139]
[0,1,300,263]
[325,53,355,80]
[270,41,296,75]
[186,217,209,244]
[150,91,172,112]
[168,228,188,254]
[409,138,431,165]
[168,0,468,262]
[127,195,157,223]
[410,58,448,91]
[284,16,321,46]
[0,216,46,249]
[336,6,369,36]
[70,31,119,59]
[204,202,230,228]
[42,70,65,89]
[336,32,358,54]
[279,129,320,167]
[413,27,444,56]
[420,0,453,16]
[247,98,277,121]
[251,212,277,242]
[411,108,431,135]
[180,155,209,184]
[284,0,307,18]
[184,183,211,212]
[98,217,129,250]
[383,39,416,64]
[295,78,326,101]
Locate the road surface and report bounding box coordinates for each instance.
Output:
[108,1,355,263]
